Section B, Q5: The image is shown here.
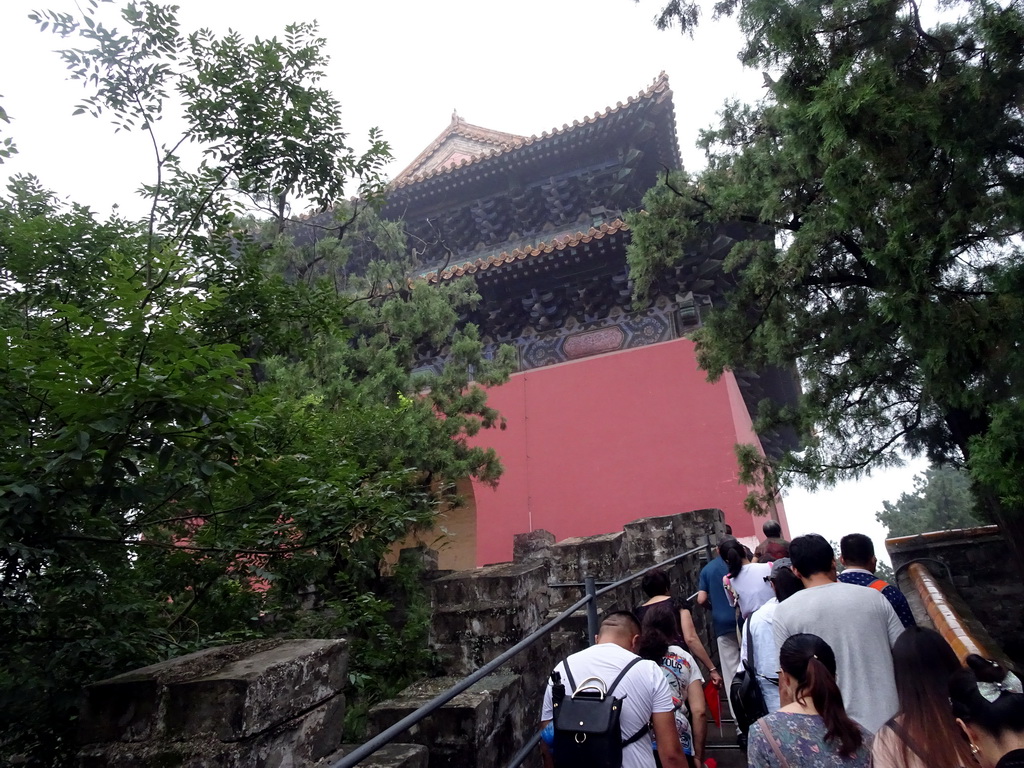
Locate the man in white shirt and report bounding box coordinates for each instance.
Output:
[541,612,688,768]
[772,534,905,733]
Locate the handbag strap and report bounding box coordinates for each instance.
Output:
[745,619,756,668]
[758,717,790,768]
[885,717,928,763]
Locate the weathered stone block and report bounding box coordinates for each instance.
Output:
[163,639,348,741]
[513,529,555,563]
[429,560,550,677]
[368,675,522,768]
[79,642,282,745]
[79,692,344,768]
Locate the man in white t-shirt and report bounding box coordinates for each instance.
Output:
[541,612,688,768]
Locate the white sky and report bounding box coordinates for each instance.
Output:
[0,0,926,563]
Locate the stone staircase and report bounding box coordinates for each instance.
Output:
[703,684,744,768]
[366,508,728,768]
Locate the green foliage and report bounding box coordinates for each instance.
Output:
[628,0,1024,547]
[876,464,983,539]
[1,4,512,765]
[0,97,16,163]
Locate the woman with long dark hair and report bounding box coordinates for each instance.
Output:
[720,539,774,621]
[871,626,975,768]
[746,633,869,767]
[638,600,707,768]
[950,655,1024,768]
[636,568,722,687]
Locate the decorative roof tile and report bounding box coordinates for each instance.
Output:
[392,73,672,191]
[425,219,630,283]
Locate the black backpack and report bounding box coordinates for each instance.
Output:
[550,656,650,768]
[730,625,771,748]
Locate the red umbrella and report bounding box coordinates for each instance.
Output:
[703,680,722,728]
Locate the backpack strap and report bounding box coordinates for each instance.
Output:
[606,656,644,697]
[609,657,648,748]
[561,659,577,692]
[869,579,888,592]
[622,721,650,747]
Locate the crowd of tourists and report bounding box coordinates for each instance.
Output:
[539,522,1024,768]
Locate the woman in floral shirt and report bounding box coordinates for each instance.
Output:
[638,601,707,768]
[747,633,870,768]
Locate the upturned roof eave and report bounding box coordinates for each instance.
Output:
[423,219,631,283]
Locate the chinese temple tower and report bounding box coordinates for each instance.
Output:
[382,74,798,569]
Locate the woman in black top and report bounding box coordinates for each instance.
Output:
[635,569,722,687]
[950,655,1024,768]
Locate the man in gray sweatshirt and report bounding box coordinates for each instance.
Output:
[772,534,905,733]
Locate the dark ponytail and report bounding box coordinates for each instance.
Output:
[720,539,745,579]
[780,633,863,757]
[637,600,676,662]
[966,653,1012,684]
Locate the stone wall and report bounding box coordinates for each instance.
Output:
[368,507,725,768]
[887,526,1024,664]
[76,508,725,768]
[78,639,351,767]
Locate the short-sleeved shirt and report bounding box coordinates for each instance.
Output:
[837,568,917,629]
[651,645,704,756]
[699,556,739,638]
[723,562,775,619]
[542,642,674,768]
[747,712,871,767]
[772,581,905,733]
[737,598,782,713]
[755,537,790,561]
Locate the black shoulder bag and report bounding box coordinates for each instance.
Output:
[730,625,770,748]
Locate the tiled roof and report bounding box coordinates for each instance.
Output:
[392,73,672,191]
[393,112,526,184]
[425,219,630,283]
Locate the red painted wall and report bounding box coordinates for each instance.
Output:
[469,337,786,565]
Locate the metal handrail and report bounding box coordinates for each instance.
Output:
[894,556,954,583]
[331,539,711,768]
[506,729,544,768]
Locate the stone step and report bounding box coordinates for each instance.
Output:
[704,747,747,768]
[321,744,427,768]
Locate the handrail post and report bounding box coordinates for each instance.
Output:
[584,575,599,645]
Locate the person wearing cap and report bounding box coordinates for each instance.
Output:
[736,558,805,713]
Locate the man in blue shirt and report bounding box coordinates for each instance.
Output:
[838,533,917,629]
[697,538,741,716]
